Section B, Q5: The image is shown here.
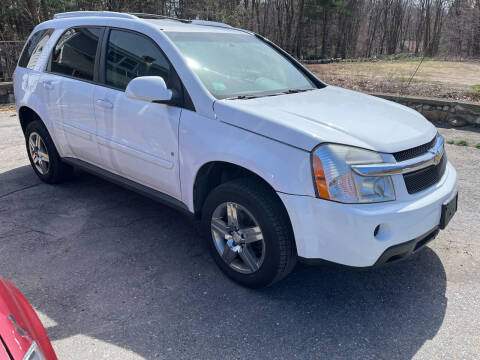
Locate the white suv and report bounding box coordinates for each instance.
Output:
[14,11,458,288]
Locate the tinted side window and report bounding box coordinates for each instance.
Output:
[50,27,102,81]
[18,29,54,69]
[105,29,171,90]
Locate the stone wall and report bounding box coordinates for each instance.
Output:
[371,93,480,127]
[0,82,14,104]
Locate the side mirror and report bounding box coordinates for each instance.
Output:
[125,76,173,103]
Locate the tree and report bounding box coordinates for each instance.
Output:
[1,0,479,59]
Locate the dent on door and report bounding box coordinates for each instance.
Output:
[56,79,100,162]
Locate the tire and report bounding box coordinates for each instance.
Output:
[201,178,297,288]
[25,120,73,184]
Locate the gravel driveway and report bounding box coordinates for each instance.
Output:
[1,108,479,359]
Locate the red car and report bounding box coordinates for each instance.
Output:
[0,277,56,359]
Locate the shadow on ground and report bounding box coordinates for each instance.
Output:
[0,165,447,359]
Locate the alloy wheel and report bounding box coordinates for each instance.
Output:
[28,132,50,175]
[211,202,266,274]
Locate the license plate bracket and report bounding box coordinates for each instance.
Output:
[440,191,458,230]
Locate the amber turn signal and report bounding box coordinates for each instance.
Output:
[313,154,330,199]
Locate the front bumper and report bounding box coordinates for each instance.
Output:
[279,161,457,267]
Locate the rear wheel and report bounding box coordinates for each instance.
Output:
[202,178,297,288]
[25,120,73,183]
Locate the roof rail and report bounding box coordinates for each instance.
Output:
[53,11,233,30]
[130,13,231,28]
[129,13,191,23]
[190,20,232,29]
[54,11,137,20]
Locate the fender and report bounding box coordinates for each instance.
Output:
[179,110,315,212]
[16,72,51,128]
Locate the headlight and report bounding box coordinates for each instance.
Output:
[312,143,395,203]
[23,342,45,360]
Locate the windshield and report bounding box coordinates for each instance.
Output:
[165,31,317,99]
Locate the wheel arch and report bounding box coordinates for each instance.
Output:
[17,105,65,159]
[18,106,42,134]
[192,161,285,218]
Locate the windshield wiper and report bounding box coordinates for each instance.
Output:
[283,88,314,94]
[225,88,315,100]
[224,94,261,100]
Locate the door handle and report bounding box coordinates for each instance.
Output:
[95,99,113,109]
[42,81,53,90]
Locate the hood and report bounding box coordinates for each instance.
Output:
[213,86,437,153]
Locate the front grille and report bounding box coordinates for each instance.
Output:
[403,154,447,194]
[393,136,436,162]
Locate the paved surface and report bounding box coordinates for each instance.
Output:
[1,108,479,359]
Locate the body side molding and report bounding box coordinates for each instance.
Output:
[63,157,191,215]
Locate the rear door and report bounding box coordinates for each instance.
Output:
[42,26,104,164]
[93,28,183,198]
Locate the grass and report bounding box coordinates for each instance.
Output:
[399,77,427,83]
[472,85,480,101]
[309,60,480,86]
[307,60,480,102]
[375,54,427,62]
[447,140,480,149]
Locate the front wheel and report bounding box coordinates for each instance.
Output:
[201,178,297,288]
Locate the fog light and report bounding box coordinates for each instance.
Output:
[374,223,392,242]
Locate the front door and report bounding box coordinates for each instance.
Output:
[93,28,182,199]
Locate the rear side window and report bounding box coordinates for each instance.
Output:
[18,29,54,69]
[105,29,171,90]
[49,27,103,81]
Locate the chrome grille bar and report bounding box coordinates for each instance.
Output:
[351,135,444,177]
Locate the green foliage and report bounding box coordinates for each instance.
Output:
[475,143,480,149]
[471,85,480,101]
[446,140,454,144]
[304,0,338,19]
[222,4,246,28]
[454,140,469,146]
[399,77,426,83]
